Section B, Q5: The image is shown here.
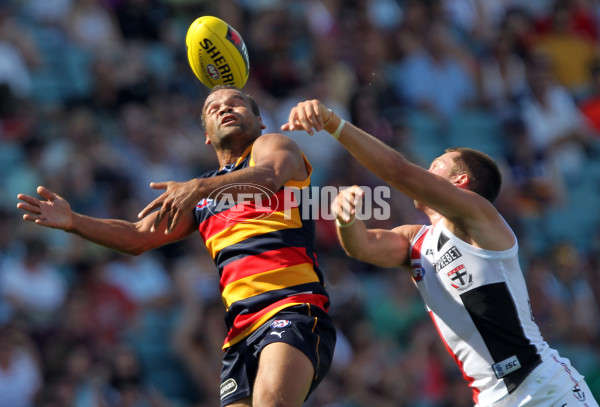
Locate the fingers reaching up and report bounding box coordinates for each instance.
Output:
[16,186,74,230]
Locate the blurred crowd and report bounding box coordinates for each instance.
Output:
[1,0,600,406]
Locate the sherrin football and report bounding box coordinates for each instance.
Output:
[186,16,250,89]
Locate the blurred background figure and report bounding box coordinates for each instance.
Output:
[103,345,169,407]
[0,237,67,334]
[0,323,43,407]
[533,0,600,96]
[578,58,600,134]
[519,50,594,183]
[390,19,476,122]
[476,30,527,120]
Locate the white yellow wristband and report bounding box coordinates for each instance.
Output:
[330,118,346,140]
[335,217,356,228]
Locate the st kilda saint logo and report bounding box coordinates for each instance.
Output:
[447,264,473,290]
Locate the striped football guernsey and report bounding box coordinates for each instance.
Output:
[194,144,330,349]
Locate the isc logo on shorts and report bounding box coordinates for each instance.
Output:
[270,320,291,329]
[492,355,521,379]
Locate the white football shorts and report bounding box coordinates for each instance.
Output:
[490,355,598,407]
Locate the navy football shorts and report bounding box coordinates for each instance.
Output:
[219,303,336,407]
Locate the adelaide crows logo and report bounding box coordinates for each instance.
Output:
[196,198,214,209]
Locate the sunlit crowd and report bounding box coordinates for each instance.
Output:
[1,0,599,406]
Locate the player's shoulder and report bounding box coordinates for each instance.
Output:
[392,224,427,244]
[255,132,295,143]
[253,132,303,153]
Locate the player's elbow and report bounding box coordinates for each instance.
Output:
[124,246,146,256]
[119,236,157,256]
[341,242,373,265]
[341,244,362,261]
[250,166,282,196]
[115,243,148,256]
[263,177,282,197]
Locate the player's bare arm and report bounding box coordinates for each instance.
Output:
[331,186,415,268]
[138,133,307,233]
[17,186,196,254]
[284,100,514,251]
[283,100,489,218]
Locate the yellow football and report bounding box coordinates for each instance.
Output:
[185,16,250,89]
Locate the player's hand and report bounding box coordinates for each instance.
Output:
[281,99,331,136]
[138,179,202,234]
[331,185,364,225]
[16,186,74,230]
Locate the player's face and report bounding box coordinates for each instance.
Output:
[203,89,264,146]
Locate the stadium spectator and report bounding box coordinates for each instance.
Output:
[72,259,138,347]
[65,0,123,50]
[389,20,476,121]
[496,117,565,219]
[0,323,43,407]
[0,237,67,331]
[477,31,527,120]
[533,0,600,95]
[519,51,594,182]
[545,242,600,344]
[578,58,600,134]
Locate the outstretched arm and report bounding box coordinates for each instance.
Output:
[137,133,308,233]
[17,186,196,255]
[283,100,514,251]
[282,101,472,218]
[331,186,415,268]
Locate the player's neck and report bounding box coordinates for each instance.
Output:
[215,141,253,167]
[428,212,444,227]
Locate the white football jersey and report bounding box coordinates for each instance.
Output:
[408,220,582,406]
